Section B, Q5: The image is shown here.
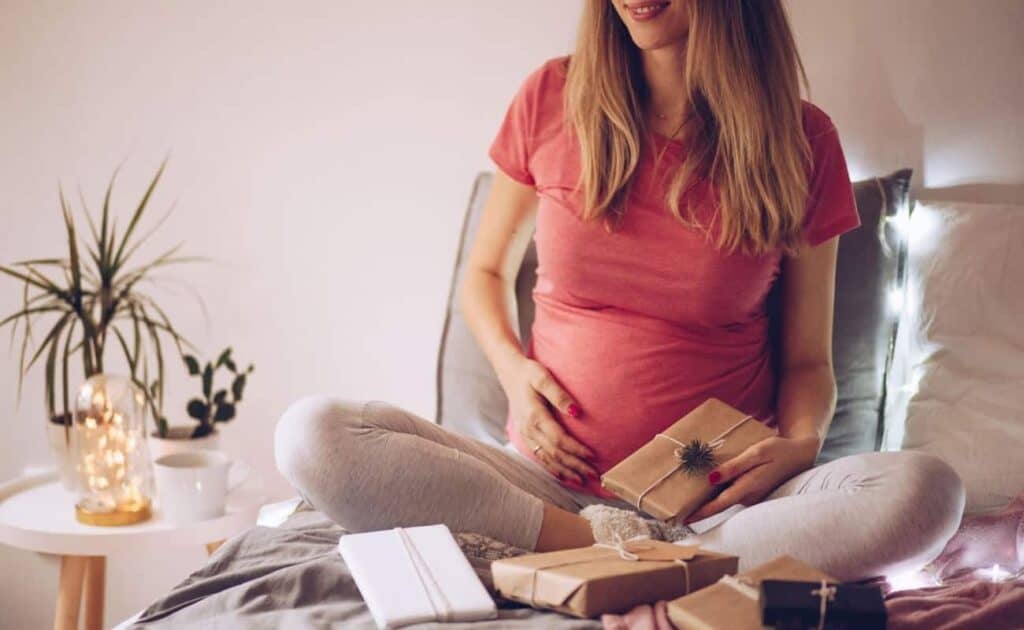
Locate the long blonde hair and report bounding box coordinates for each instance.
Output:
[565,0,812,255]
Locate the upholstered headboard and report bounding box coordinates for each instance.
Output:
[436,169,912,463]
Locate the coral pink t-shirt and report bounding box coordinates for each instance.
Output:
[489,57,860,497]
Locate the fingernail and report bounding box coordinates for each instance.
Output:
[567,403,581,418]
[708,470,722,485]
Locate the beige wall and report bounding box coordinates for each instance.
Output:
[0,1,1020,626]
[788,0,1024,204]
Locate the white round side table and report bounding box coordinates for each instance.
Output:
[0,467,267,630]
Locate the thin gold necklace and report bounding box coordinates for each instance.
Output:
[652,110,687,140]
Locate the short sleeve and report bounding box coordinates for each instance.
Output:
[801,109,861,247]
[488,67,543,187]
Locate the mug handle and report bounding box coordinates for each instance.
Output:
[227,459,251,493]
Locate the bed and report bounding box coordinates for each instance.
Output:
[126,171,1024,628]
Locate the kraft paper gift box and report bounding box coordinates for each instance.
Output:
[760,579,887,629]
[667,555,838,630]
[601,398,776,521]
[491,539,738,618]
[337,524,497,629]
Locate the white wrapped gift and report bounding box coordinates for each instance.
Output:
[337,524,497,629]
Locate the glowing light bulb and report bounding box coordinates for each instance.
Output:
[888,286,905,314]
[979,564,1011,583]
[886,570,939,592]
[887,211,911,239]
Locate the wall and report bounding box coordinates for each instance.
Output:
[0,1,1020,627]
[788,0,1024,203]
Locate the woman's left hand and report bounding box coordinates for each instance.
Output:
[684,435,821,523]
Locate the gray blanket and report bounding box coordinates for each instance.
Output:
[131,509,600,629]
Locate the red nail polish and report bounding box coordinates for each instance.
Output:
[708,470,722,485]
[567,403,581,418]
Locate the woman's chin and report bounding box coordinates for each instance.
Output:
[627,33,688,53]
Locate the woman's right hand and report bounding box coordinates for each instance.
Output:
[498,355,598,484]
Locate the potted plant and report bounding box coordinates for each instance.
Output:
[0,162,193,488]
[148,347,254,459]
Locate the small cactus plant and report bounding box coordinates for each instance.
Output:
[182,347,253,438]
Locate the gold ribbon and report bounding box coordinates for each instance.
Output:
[635,414,755,513]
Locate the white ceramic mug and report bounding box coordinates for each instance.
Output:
[154,451,243,523]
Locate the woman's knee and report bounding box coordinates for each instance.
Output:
[274,396,367,496]
[890,451,966,553]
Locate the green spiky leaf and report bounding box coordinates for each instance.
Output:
[0,304,65,330]
[111,325,137,378]
[28,313,72,375]
[59,188,83,302]
[60,318,77,419]
[43,316,70,416]
[0,264,62,295]
[230,373,246,402]
[202,363,213,398]
[183,354,200,376]
[99,165,120,274]
[116,200,176,270]
[139,307,166,411]
[112,158,166,271]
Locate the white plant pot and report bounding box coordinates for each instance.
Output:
[148,425,222,462]
[45,417,79,491]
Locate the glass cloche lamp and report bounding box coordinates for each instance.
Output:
[72,375,155,526]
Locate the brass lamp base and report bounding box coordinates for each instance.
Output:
[75,499,152,526]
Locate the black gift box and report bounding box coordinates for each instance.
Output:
[759,579,886,629]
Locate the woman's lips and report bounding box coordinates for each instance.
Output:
[625,1,670,22]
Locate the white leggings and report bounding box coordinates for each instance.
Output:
[275,397,965,581]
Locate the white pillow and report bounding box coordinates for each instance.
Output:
[883,201,1024,515]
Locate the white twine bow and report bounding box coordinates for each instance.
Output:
[634,414,755,512]
[525,534,694,606]
[395,527,454,622]
[593,532,647,560]
[810,580,837,630]
[718,574,759,600]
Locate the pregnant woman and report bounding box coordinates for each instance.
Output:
[276,0,964,580]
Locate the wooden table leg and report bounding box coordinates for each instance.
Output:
[82,556,105,630]
[54,555,86,630]
[205,540,224,556]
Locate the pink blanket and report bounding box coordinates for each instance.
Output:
[602,494,1024,630]
[886,579,1023,629]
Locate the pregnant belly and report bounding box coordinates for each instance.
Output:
[508,302,777,497]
